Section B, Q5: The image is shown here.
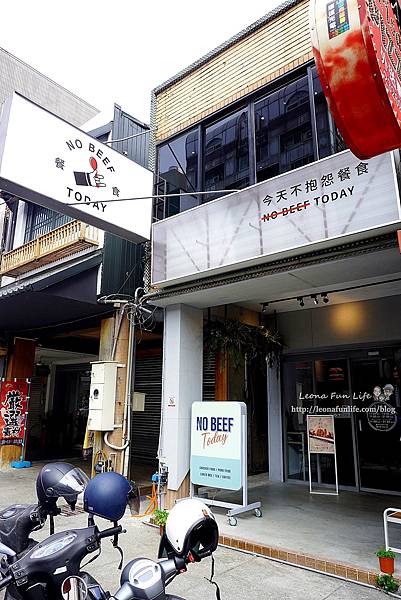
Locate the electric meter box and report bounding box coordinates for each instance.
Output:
[88,361,119,431]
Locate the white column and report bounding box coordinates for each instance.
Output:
[267,365,284,482]
[159,304,203,491]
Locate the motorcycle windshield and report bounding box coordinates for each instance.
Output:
[47,468,89,498]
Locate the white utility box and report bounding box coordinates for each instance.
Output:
[88,361,119,431]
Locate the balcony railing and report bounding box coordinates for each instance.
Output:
[0,220,99,277]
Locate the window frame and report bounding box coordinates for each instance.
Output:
[155,61,341,215]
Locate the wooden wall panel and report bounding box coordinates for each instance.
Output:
[155,0,312,141]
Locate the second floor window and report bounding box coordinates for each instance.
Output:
[204,109,249,198]
[155,65,346,217]
[255,75,314,183]
[157,130,199,218]
[24,204,72,243]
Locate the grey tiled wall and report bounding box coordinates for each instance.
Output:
[0,47,98,126]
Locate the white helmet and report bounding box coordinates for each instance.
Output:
[165,498,219,560]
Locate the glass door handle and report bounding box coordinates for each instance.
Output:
[358,419,362,432]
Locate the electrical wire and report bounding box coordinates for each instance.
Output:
[13,310,113,333]
[66,189,240,207]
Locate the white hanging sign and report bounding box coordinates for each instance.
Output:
[0,93,153,242]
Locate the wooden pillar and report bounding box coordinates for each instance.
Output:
[215,351,228,401]
[0,338,35,468]
[165,474,190,510]
[92,314,129,475]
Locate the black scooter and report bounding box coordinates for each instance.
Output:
[0,519,125,599]
[0,462,91,600]
[0,529,213,600]
[0,462,88,558]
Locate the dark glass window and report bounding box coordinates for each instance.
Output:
[255,76,314,183]
[204,109,249,199]
[157,129,199,217]
[311,66,346,158]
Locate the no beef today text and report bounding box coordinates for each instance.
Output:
[196,416,234,449]
[63,138,117,212]
[261,186,355,222]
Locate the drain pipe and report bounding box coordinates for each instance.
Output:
[122,313,135,477]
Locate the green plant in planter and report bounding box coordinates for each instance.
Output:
[376,549,396,558]
[153,509,169,527]
[375,573,399,592]
[204,319,283,370]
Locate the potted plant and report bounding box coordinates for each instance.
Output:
[376,573,399,592]
[376,548,396,575]
[154,509,169,535]
[204,318,283,371]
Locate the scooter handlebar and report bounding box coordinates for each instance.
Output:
[97,525,124,540]
[160,556,187,582]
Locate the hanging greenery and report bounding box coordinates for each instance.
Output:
[204,318,283,370]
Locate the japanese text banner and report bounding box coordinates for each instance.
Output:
[0,380,29,446]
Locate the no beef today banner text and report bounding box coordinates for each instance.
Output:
[190,401,245,491]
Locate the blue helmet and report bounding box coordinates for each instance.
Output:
[83,472,132,522]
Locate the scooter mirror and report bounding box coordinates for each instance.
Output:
[61,575,88,600]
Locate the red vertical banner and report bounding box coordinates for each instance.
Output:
[0,380,29,446]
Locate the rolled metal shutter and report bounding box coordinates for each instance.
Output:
[130,348,215,468]
[130,352,162,466]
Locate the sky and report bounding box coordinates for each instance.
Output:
[0,0,284,125]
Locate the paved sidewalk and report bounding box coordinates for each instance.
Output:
[0,468,387,599]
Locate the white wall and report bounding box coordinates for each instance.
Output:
[267,365,284,482]
[159,304,203,490]
[276,295,401,352]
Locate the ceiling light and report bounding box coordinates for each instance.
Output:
[321,293,329,304]
[261,302,269,313]
[311,294,319,305]
[297,297,304,308]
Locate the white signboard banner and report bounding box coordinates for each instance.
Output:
[307,414,338,495]
[152,150,401,285]
[191,401,245,491]
[0,93,153,242]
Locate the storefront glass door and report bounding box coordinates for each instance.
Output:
[351,353,401,493]
[283,348,401,494]
[283,357,357,489]
[314,359,356,487]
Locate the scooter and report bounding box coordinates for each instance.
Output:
[0,519,125,599]
[0,505,220,600]
[0,462,89,557]
[0,462,91,600]
[0,535,213,600]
